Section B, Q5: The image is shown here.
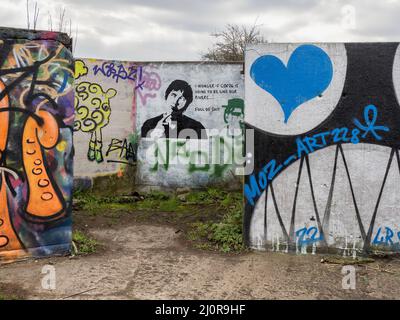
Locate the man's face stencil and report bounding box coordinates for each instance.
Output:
[167,89,187,112]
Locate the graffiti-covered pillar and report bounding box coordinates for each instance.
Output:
[245,43,400,255]
[0,28,74,261]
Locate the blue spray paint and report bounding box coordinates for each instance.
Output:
[245,104,389,206]
[372,227,400,250]
[296,226,324,245]
[250,44,333,123]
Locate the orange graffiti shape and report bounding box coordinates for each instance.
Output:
[0,176,24,254]
[0,79,25,257]
[22,110,64,218]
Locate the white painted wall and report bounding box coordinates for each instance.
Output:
[74,60,245,189]
[74,58,137,178]
[136,62,244,188]
[245,43,400,254]
[249,144,396,252]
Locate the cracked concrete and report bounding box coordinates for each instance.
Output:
[1,223,400,299]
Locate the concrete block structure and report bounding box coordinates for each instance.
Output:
[244,43,400,255]
[0,28,74,261]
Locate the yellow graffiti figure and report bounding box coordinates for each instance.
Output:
[74,82,117,163]
[74,59,88,80]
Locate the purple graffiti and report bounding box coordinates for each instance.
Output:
[93,62,145,90]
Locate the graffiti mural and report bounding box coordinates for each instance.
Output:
[73,58,143,179]
[74,59,88,80]
[0,37,74,260]
[141,79,206,139]
[136,62,245,188]
[137,65,162,106]
[245,43,400,255]
[73,60,244,189]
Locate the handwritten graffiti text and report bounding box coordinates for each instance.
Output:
[245,104,390,206]
[93,62,145,90]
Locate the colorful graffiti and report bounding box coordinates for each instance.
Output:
[223,98,244,132]
[245,43,400,255]
[72,61,244,188]
[0,38,74,260]
[74,81,117,163]
[147,98,245,178]
[250,44,333,123]
[74,59,88,80]
[136,63,245,188]
[73,58,143,178]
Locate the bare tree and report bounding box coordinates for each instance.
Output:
[32,1,40,30]
[58,7,66,33]
[26,0,30,29]
[26,1,73,33]
[47,10,53,31]
[26,0,40,30]
[25,1,79,54]
[202,23,267,62]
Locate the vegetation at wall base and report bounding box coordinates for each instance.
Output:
[73,187,245,253]
[0,283,26,300]
[0,293,20,300]
[186,190,245,253]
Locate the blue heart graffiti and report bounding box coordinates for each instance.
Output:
[250,44,333,123]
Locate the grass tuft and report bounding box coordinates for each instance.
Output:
[72,230,98,255]
[186,189,245,253]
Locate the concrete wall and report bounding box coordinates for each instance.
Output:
[73,58,138,186]
[74,60,245,190]
[244,43,400,255]
[0,28,74,261]
[136,62,244,189]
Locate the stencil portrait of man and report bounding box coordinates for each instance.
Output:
[141,79,207,139]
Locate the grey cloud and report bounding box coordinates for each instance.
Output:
[2,0,400,60]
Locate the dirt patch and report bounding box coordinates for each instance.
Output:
[0,282,29,300]
[72,204,230,254]
[1,215,400,299]
[73,205,222,232]
[72,208,225,258]
[72,189,244,253]
[2,191,400,299]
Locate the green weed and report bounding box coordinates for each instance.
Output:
[0,294,20,300]
[72,230,98,255]
[186,190,245,253]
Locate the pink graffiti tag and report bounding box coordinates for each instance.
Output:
[137,70,161,106]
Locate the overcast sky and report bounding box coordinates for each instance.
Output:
[0,0,400,61]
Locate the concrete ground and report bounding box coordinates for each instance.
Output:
[1,220,400,300]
